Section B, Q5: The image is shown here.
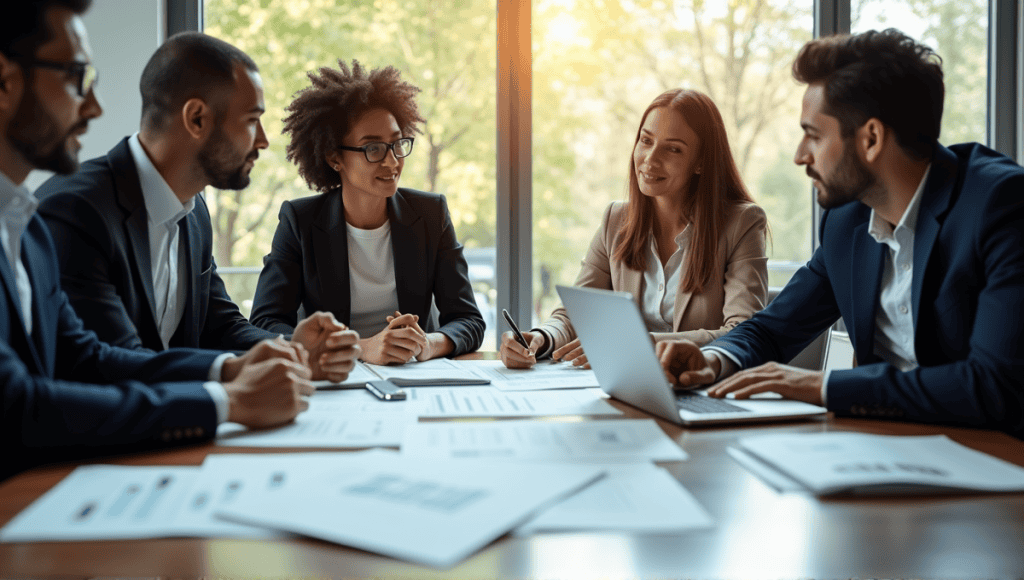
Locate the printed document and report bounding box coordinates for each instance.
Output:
[214,453,604,568]
[401,418,685,461]
[407,386,620,418]
[363,358,490,386]
[515,463,713,534]
[736,432,1024,495]
[463,359,600,391]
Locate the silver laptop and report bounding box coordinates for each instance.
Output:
[556,285,827,426]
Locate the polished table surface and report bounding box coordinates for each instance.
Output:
[3,381,1024,578]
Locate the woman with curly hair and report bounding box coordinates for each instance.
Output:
[251,60,484,364]
[500,89,769,369]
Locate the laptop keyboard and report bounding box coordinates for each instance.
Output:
[676,392,748,414]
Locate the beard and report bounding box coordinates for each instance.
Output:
[198,125,257,190]
[7,86,83,175]
[811,139,876,210]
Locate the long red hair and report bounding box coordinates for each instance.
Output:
[613,89,755,294]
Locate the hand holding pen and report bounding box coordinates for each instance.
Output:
[499,309,547,369]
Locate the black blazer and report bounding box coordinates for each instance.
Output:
[36,137,275,352]
[1,212,220,482]
[250,187,484,356]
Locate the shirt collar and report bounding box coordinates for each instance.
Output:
[0,170,39,224]
[128,133,195,227]
[868,164,931,244]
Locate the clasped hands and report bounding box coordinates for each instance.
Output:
[655,339,824,406]
[219,311,361,429]
[359,311,453,365]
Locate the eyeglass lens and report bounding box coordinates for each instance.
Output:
[364,138,413,162]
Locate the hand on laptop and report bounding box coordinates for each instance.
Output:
[706,362,824,406]
[500,330,546,369]
[552,338,590,369]
[292,311,361,382]
[656,340,719,388]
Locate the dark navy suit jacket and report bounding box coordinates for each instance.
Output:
[710,143,1024,436]
[35,137,275,352]
[1,213,221,482]
[250,187,484,356]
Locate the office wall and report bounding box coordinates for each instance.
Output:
[26,0,164,191]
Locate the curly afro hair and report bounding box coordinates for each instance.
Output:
[283,59,425,193]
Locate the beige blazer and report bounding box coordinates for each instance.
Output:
[538,200,769,350]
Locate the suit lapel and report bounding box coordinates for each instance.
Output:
[850,221,885,361]
[388,190,424,315]
[911,146,957,328]
[109,140,160,333]
[177,212,202,346]
[312,191,351,322]
[0,245,45,373]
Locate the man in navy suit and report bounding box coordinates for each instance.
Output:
[34,32,359,383]
[657,29,1024,436]
[0,0,326,481]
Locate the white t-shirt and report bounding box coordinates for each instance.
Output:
[347,220,400,338]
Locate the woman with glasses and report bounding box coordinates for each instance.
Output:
[501,89,769,369]
[251,60,484,365]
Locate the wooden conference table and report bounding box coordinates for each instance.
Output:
[3,360,1024,579]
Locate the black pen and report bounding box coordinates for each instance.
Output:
[501,308,531,352]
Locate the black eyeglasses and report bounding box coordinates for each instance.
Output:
[338,137,414,163]
[17,58,98,97]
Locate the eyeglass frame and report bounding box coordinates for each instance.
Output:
[337,137,415,163]
[14,58,98,97]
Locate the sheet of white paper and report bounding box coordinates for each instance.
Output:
[515,463,713,534]
[407,386,621,418]
[363,359,490,386]
[401,419,685,462]
[216,412,413,448]
[738,433,1024,495]
[0,465,202,542]
[726,446,806,493]
[313,361,379,389]
[214,454,604,568]
[462,359,600,391]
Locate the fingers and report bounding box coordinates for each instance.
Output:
[387,312,418,329]
[500,331,536,369]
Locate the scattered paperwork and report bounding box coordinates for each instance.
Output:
[463,359,600,391]
[408,386,620,418]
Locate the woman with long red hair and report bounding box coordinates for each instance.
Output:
[501,89,769,369]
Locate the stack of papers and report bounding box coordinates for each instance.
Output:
[730,432,1024,495]
[316,359,600,391]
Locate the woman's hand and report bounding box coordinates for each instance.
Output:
[500,330,546,369]
[360,312,427,365]
[552,338,590,369]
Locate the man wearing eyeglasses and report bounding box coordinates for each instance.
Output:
[33,31,361,383]
[0,0,327,481]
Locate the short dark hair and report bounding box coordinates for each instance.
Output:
[0,0,92,59]
[139,32,258,132]
[283,60,425,193]
[792,28,944,160]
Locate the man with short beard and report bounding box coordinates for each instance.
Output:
[656,29,1024,437]
[35,32,360,382]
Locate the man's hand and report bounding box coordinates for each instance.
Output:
[293,311,361,382]
[500,330,546,369]
[224,357,314,428]
[706,362,824,406]
[221,336,306,383]
[552,338,590,368]
[360,312,428,365]
[655,340,719,388]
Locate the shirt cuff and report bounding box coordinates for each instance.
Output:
[202,381,230,425]
[209,352,235,381]
[701,346,741,381]
[531,328,556,360]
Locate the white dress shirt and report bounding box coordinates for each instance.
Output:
[0,172,38,336]
[128,134,232,423]
[347,220,401,338]
[640,227,690,333]
[704,166,931,405]
[127,134,193,350]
